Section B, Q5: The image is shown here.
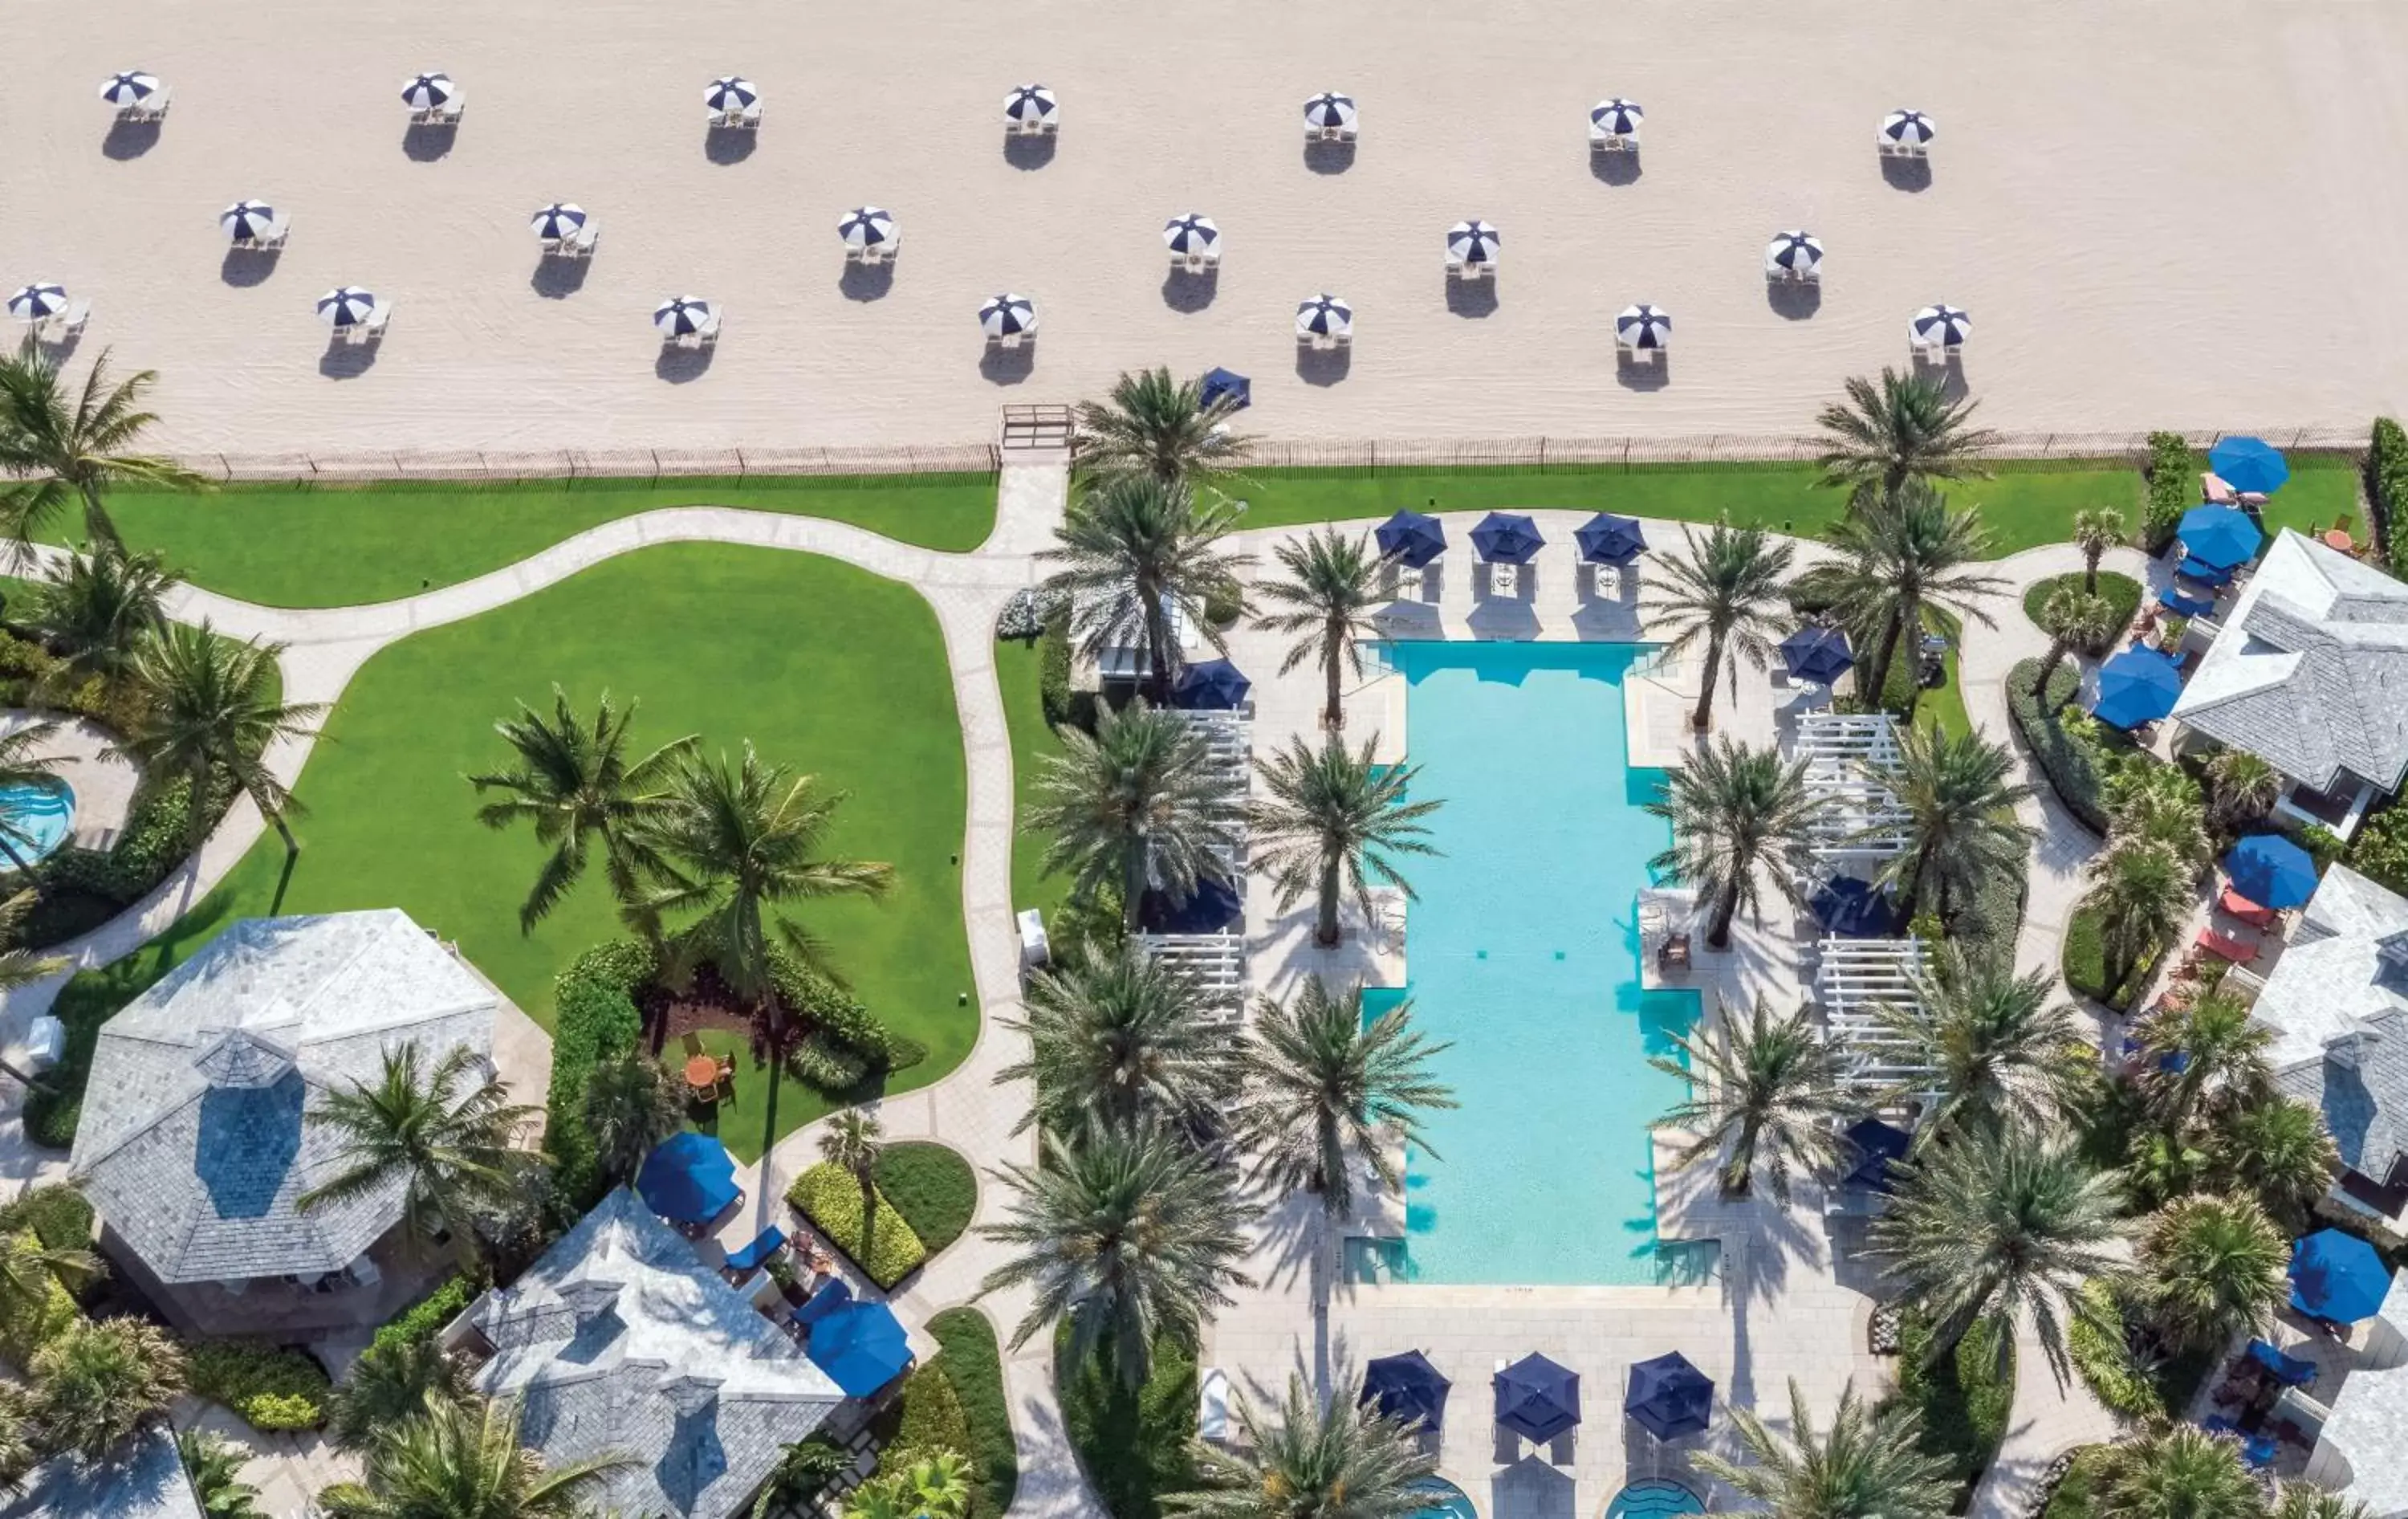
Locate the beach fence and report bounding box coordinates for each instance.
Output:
[176,442,1006,484]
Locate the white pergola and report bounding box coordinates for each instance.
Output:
[1793,712,1912,874]
[1135,707,1253,1024]
[1812,936,1938,1097]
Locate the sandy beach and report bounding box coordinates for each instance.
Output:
[6,0,2406,458]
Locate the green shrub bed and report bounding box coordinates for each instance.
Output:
[544,940,653,1211]
[0,1187,93,1255]
[1057,1325,1198,1519]
[0,1232,79,1367]
[2021,572,2143,656]
[372,1273,476,1356]
[1885,1310,2013,1497]
[786,1162,928,1288]
[874,1143,977,1255]
[2143,432,2193,552]
[928,1308,1018,1519]
[2006,659,2113,835]
[2060,905,2154,1012]
[184,1339,330,1431]
[2040,1447,2112,1519]
[2068,1284,2162,1419]
[2372,417,2408,573]
[22,960,159,1149]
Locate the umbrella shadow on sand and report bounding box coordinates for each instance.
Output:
[531,255,592,300]
[840,262,896,303]
[1766,282,1821,321]
[705,127,757,165]
[1914,352,1970,400]
[655,344,716,384]
[980,344,1036,385]
[1304,139,1356,175]
[402,122,458,162]
[1445,276,1499,319]
[1003,135,1056,172]
[1616,352,1670,391]
[1881,154,1933,193]
[221,247,283,289]
[1162,267,1218,313]
[319,339,381,381]
[102,120,161,161]
[1295,345,1351,387]
[1590,150,1642,187]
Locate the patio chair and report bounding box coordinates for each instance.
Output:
[1658,932,1692,971]
[2197,926,2262,964]
[2202,473,2237,504]
[682,1031,706,1057]
[2219,887,2278,929]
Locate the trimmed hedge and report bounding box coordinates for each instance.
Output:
[769,950,923,1082]
[2005,659,2112,835]
[2021,572,2143,657]
[2373,417,2408,574]
[2068,1285,2161,1419]
[1057,1324,1198,1519]
[2142,432,2193,552]
[888,1358,971,1466]
[928,1308,1018,1519]
[1886,1310,2013,1495]
[2063,905,2153,1013]
[184,1339,331,1431]
[544,941,653,1211]
[1039,613,1077,731]
[786,1162,928,1288]
[874,1143,978,1255]
[371,1273,475,1356]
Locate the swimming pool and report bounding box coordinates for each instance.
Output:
[1605,1480,1704,1519]
[0,780,75,865]
[1378,641,1698,1285]
[1407,1476,1479,1519]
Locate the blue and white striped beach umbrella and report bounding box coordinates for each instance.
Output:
[1005,85,1056,126]
[401,72,454,111]
[1767,230,1824,275]
[6,286,67,323]
[529,203,587,242]
[316,287,378,328]
[1304,92,1356,132]
[653,296,715,337]
[704,76,759,114]
[1882,108,1936,149]
[1910,303,1971,349]
[1163,214,1219,255]
[99,71,159,108]
[839,207,897,250]
[219,200,279,243]
[979,293,1037,339]
[1446,220,1500,266]
[1616,303,1671,349]
[1590,98,1643,136]
[1296,293,1352,339]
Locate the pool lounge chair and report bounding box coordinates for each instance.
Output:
[2158,584,2218,620]
[2219,887,2278,929]
[1658,932,1691,972]
[2201,473,2237,505]
[1199,1367,1233,1445]
[2197,926,2261,964]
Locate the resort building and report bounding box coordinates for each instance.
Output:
[66,909,498,1333]
[0,1423,200,1519]
[2300,1269,2408,1517]
[445,1187,844,1519]
[2170,529,2408,840]
[2242,865,2408,1240]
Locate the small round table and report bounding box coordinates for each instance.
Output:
[684,1054,722,1093]
[2325,529,2356,554]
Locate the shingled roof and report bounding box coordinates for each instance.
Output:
[2248,865,2408,1179]
[67,910,497,1284]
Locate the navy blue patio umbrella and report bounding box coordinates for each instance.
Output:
[1169,658,1251,711]
[2223,833,2319,910]
[1470,512,1546,564]
[1140,875,1243,935]
[2090,646,2184,730]
[2178,506,2264,572]
[1376,509,1448,569]
[636,1132,739,1224]
[1198,367,1251,411]
[1840,1118,1913,1192]
[1575,513,1648,567]
[1624,1352,1714,1440]
[2290,1229,2390,1323]
[1779,626,1854,686]
[1494,1354,1580,1442]
[2209,436,2290,496]
[1362,1351,1451,1431]
[1809,877,1901,938]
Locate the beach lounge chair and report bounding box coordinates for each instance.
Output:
[2158,585,2218,620]
[2197,926,2261,964]
[1486,562,1518,597]
[1199,1368,1233,1445]
[2201,473,2237,505]
[363,301,393,339]
[126,85,172,120]
[2219,887,2278,929]
[54,299,90,337]
[2246,1339,2318,1389]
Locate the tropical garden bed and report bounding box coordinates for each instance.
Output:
[1056,1326,1199,1519]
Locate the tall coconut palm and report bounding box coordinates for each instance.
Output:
[1814,369,1999,509]
[978,1124,1256,1388]
[1864,724,2036,919]
[468,687,696,932]
[1642,519,1796,731]
[28,1316,186,1459]
[1870,1128,2129,1383]
[25,546,175,689]
[2083,841,2195,1000]
[1879,946,2082,1140]
[179,1428,270,1519]
[819,1108,885,1256]
[1652,996,1845,1203]
[1250,735,1440,949]
[1256,528,1383,730]
[2131,992,2272,1133]
[2138,1192,2289,1351]
[1690,1379,1956,1519]
[2205,749,2282,833]
[1239,978,1455,1218]
[1646,739,1821,950]
[326,1335,473,1452]
[0,721,70,878]
[998,942,1235,1138]
[2033,588,2118,702]
[117,621,326,856]
[2214,1095,2338,1231]
[2104,763,2211,869]
[2073,507,2127,595]
[583,1045,687,1188]
[0,341,209,555]
[1074,368,1254,490]
[622,744,893,1004]
[1800,482,2007,709]
[317,1394,632,1519]
[1027,700,1245,934]
[1169,1372,1437,1519]
[2097,1425,2264,1519]
[299,1043,539,1263]
[1043,475,1251,706]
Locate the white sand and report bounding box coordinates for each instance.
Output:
[6,0,2407,459]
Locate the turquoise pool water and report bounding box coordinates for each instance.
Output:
[0,780,74,864]
[1606,1480,1705,1519]
[1408,1477,1479,1519]
[1378,641,1699,1285]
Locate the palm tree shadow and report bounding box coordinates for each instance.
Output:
[268,845,302,914]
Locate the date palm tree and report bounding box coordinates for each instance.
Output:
[178,1428,270,1519]
[2214,1095,2338,1231]
[1870,1128,2129,1384]
[468,687,696,932]
[1250,735,1440,949]
[2097,1425,2263,1519]
[1814,368,1999,509]
[24,546,175,689]
[2033,587,2118,704]
[29,1316,186,1459]
[1690,1379,1956,1519]
[584,1045,687,1188]
[0,721,70,879]
[1646,739,1821,950]
[2138,1192,2289,1351]
[1865,724,2036,920]
[2082,840,2195,1001]
[326,1334,474,1452]
[1642,519,1796,731]
[1879,946,2082,1140]
[1800,482,2007,709]
[1652,996,1845,1203]
[978,1123,1255,1389]
[1074,367,1254,490]
[0,341,209,555]
[117,621,326,857]
[2073,507,2127,594]
[1027,700,1245,934]
[2205,749,2281,833]
[1256,527,1383,730]
[999,942,1235,1138]
[1043,474,1251,706]
[2131,992,2272,1134]
[318,1394,632,1519]
[818,1108,885,1258]
[1169,1372,1437,1519]
[1239,978,1455,1218]
[299,1043,539,1264]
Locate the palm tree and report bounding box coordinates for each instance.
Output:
[1646,739,1821,950]
[2132,991,2272,1132]
[998,942,1235,1138]
[2104,763,2211,869]
[0,721,69,878]
[468,687,696,932]
[1256,528,1383,730]
[2033,587,2118,702]
[2073,507,2127,595]
[2205,749,2282,833]
[318,1394,632,1519]
[0,1225,99,1319]
[0,341,209,554]
[1652,996,1845,1203]
[1250,736,1440,948]
[819,1108,885,1256]
[623,744,893,1004]
[1043,475,1251,705]
[2083,841,2195,1000]
[118,621,326,856]
[2273,1484,2373,1519]
[1239,978,1455,1217]
[25,546,175,689]
[583,1046,686,1188]
[1027,701,1245,934]
[28,1316,186,1459]
[2138,1192,2289,1351]
[1690,1379,1956,1519]
[2214,1095,2338,1230]
[978,1124,1255,1389]
[1169,1372,1436,1519]
[299,1043,539,1263]
[1814,369,1999,509]
[0,1383,35,1488]
[179,1427,270,1519]
[327,1335,473,1452]
[1865,724,2036,919]
[1870,1128,2129,1383]
[1800,482,2007,709]
[1074,368,1253,490]
[902,1452,974,1519]
[1880,946,2082,1140]
[2097,1425,2264,1519]
[1642,519,1796,731]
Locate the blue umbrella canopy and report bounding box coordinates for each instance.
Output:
[1840,1118,1912,1192]
[1199,367,1251,411]
[1169,658,1251,711]
[2178,506,2264,573]
[1139,876,1242,935]
[1362,1351,1451,1430]
[807,1300,913,1396]
[795,1277,854,1326]
[2290,1229,2390,1322]
[2209,436,2290,497]
[1779,626,1854,686]
[1470,512,1546,564]
[1376,510,1447,570]
[2090,647,2184,730]
[635,1132,738,1224]
[1494,1353,1580,1441]
[1576,513,1648,566]
[1809,877,1901,938]
[1624,1352,1714,1440]
[2223,833,2319,911]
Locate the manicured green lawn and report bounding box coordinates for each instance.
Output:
[66,544,975,1160]
[999,637,1072,922]
[874,1142,978,1254]
[67,474,999,608]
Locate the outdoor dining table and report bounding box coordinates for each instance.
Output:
[2325,529,2355,553]
[684,1053,721,1093]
